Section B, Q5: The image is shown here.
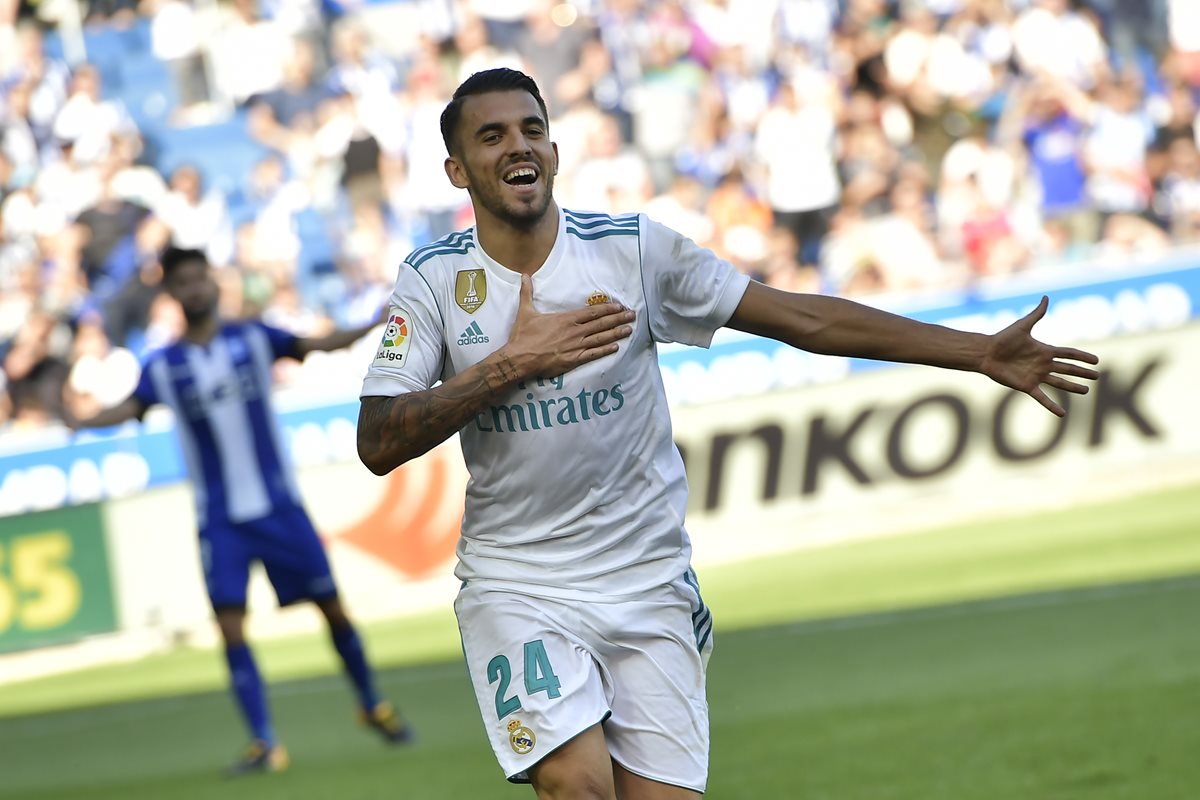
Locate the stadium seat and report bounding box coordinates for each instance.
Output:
[114,54,176,133]
[41,29,66,61]
[293,208,343,312]
[295,208,338,273]
[152,117,272,198]
[82,27,128,76]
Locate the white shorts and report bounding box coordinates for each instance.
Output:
[454,569,714,792]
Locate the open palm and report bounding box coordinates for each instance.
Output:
[980,296,1100,417]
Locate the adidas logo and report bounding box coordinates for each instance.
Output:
[457,320,490,346]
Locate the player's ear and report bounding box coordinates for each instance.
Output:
[445,156,469,190]
[551,141,559,175]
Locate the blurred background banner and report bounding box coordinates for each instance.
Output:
[0,400,368,516]
[679,322,1200,567]
[0,502,117,652]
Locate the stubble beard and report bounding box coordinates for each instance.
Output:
[471,165,555,231]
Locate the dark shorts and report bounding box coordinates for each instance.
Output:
[200,505,337,610]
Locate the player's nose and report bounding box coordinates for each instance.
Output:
[506,133,533,157]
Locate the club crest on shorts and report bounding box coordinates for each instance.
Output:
[455,269,487,314]
[508,719,536,755]
[586,290,610,306]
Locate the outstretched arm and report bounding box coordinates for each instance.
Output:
[358,276,635,474]
[295,316,385,357]
[726,282,1099,416]
[66,395,148,430]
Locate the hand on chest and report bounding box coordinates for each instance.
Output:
[446,266,645,367]
[452,266,635,318]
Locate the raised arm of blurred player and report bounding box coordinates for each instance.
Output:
[357,276,634,475]
[68,313,380,429]
[727,283,1100,417]
[66,395,148,430]
[293,310,387,358]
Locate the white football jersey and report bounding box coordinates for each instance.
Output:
[361,207,750,599]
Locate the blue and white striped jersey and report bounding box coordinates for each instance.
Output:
[134,322,303,527]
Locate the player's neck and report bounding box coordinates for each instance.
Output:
[475,201,560,276]
[182,315,221,346]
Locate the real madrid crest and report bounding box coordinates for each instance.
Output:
[508,719,536,755]
[586,290,610,306]
[455,269,487,314]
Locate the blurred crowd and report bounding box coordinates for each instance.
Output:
[1,0,1199,432]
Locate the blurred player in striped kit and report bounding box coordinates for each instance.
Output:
[71,247,413,774]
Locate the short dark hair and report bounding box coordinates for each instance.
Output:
[160,246,208,280]
[439,68,549,156]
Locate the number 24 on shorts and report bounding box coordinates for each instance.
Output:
[487,639,562,720]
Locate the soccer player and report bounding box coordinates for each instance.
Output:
[356,69,1100,799]
[70,247,413,775]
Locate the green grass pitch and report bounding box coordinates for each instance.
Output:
[1,484,1198,799]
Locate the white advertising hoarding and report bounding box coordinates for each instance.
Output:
[677,325,1200,565]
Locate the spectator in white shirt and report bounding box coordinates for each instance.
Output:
[643,173,715,247]
[754,80,840,266]
[1012,0,1108,89]
[1083,77,1154,217]
[155,164,234,265]
[149,0,211,114]
[52,65,136,167]
[569,111,653,213]
[1159,136,1200,241]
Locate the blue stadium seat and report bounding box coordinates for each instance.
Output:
[153,117,272,198]
[84,18,150,56]
[41,29,65,61]
[123,18,153,54]
[114,54,176,132]
[292,207,344,313]
[226,199,260,229]
[82,27,126,73]
[295,208,337,272]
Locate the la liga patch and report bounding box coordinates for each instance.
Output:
[374,307,414,367]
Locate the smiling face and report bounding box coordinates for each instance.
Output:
[444,90,558,231]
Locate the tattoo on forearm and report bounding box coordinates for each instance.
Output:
[359,357,518,470]
[495,353,519,384]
